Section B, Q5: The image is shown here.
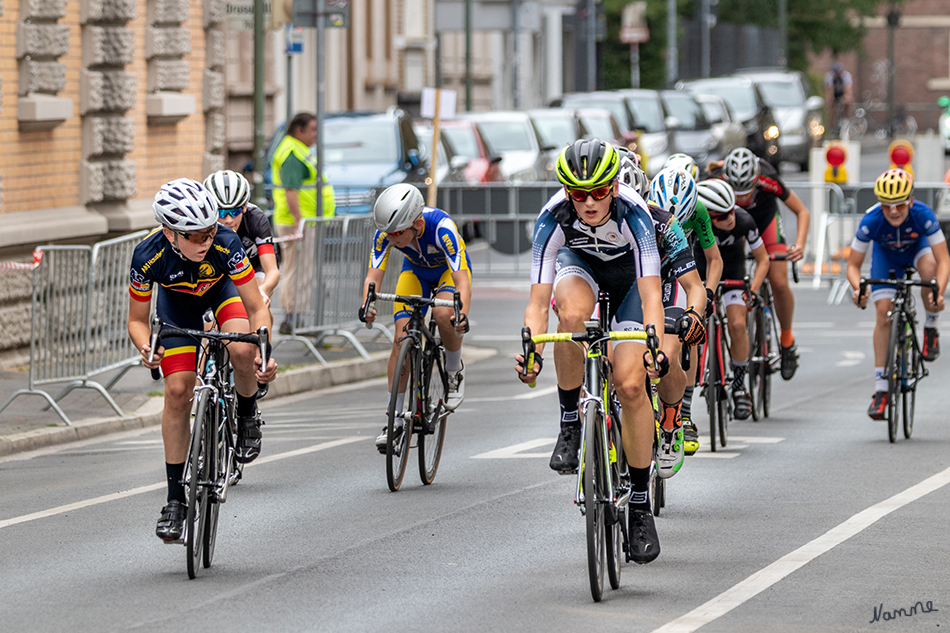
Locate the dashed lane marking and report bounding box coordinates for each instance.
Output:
[471,438,557,459]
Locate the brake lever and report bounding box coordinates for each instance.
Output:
[148,315,162,381]
[521,327,536,389]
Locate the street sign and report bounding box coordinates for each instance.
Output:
[285,24,304,54]
[292,0,349,28]
[226,0,269,31]
[421,88,457,120]
[620,2,649,44]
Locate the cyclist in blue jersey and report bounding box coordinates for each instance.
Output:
[360,184,472,452]
[128,178,278,543]
[514,139,666,564]
[847,169,949,419]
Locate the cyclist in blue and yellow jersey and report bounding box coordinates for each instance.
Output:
[514,138,666,564]
[359,184,472,452]
[710,147,811,381]
[128,178,278,544]
[847,169,949,419]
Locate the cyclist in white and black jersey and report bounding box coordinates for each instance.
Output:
[515,139,666,564]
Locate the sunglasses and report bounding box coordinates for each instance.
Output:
[567,184,613,203]
[218,207,244,218]
[880,200,910,211]
[387,227,412,238]
[709,211,734,221]
[174,225,217,244]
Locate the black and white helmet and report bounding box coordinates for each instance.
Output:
[373,183,424,233]
[153,178,218,231]
[697,178,736,215]
[721,148,760,195]
[203,170,251,209]
[616,146,650,195]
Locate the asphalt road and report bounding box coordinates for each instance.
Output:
[2,282,949,633]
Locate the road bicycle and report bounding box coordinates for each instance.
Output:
[521,292,661,602]
[150,316,270,579]
[843,100,917,141]
[858,267,937,442]
[361,282,461,492]
[747,256,799,421]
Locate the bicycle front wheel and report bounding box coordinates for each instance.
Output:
[717,323,729,448]
[605,396,624,591]
[705,324,719,453]
[203,396,228,569]
[186,391,212,579]
[748,307,767,421]
[583,403,606,602]
[885,315,903,443]
[387,338,417,491]
[418,343,447,485]
[903,326,919,439]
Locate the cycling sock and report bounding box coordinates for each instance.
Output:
[558,386,581,427]
[387,392,406,416]
[445,348,463,372]
[166,462,186,504]
[681,386,694,422]
[660,398,682,431]
[731,361,748,392]
[630,466,651,509]
[236,393,257,418]
[874,367,887,393]
[925,312,939,328]
[781,330,795,348]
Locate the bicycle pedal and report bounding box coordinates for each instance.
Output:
[557,467,578,476]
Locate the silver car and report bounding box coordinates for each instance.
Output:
[694,94,745,157]
[658,90,723,168]
[460,110,556,182]
[617,89,675,178]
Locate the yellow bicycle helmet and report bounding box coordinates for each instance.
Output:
[556,139,620,189]
[874,168,913,203]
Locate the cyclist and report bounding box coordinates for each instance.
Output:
[616,145,651,195]
[515,139,666,564]
[359,183,472,452]
[666,152,702,181]
[847,168,949,419]
[649,166,723,455]
[129,178,278,543]
[203,170,280,308]
[711,147,810,381]
[824,62,853,137]
[696,179,770,419]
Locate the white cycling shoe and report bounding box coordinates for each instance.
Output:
[444,363,465,411]
[657,425,684,479]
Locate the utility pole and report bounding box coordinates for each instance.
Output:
[778,0,787,66]
[586,0,596,92]
[465,0,472,111]
[513,0,521,108]
[666,0,676,87]
[253,0,266,207]
[315,0,326,218]
[700,0,710,78]
[886,3,900,138]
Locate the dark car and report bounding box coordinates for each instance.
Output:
[658,90,723,168]
[677,76,781,168]
[575,108,626,147]
[323,107,428,213]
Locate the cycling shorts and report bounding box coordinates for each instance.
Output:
[553,248,645,336]
[755,211,788,256]
[869,240,932,303]
[661,277,687,330]
[393,254,472,321]
[157,281,248,375]
[722,289,747,309]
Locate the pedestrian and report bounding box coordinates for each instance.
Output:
[271,112,336,334]
[824,62,853,139]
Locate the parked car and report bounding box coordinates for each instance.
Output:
[678,76,781,168]
[733,68,824,170]
[658,90,723,168]
[323,107,428,213]
[413,122,470,185]
[438,120,504,184]
[528,108,586,153]
[575,108,626,147]
[694,93,745,157]
[459,110,555,182]
[553,91,640,146]
[617,89,675,177]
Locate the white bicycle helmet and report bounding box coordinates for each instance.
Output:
[697,178,737,215]
[203,170,251,209]
[665,153,699,180]
[373,183,424,233]
[721,147,760,195]
[616,147,650,195]
[649,167,698,226]
[153,178,218,231]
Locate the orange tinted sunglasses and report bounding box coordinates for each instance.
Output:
[567,184,613,202]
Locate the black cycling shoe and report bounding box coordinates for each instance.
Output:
[549,425,581,474]
[236,412,263,464]
[732,390,752,420]
[923,327,940,362]
[867,391,888,421]
[627,508,661,564]
[780,342,799,381]
[156,500,187,543]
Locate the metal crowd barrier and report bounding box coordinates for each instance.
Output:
[276,215,400,362]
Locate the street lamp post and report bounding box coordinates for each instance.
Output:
[886,3,900,138]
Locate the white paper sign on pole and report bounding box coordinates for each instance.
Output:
[421,88,457,120]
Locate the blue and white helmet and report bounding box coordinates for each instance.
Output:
[649,167,698,226]
[153,178,218,231]
[665,153,699,180]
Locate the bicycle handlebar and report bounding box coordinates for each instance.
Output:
[857,277,939,310]
[361,282,462,335]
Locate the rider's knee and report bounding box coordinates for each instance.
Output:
[163,375,192,405]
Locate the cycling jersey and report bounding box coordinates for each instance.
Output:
[233,203,277,273]
[680,199,717,251]
[710,159,790,255]
[695,208,763,282]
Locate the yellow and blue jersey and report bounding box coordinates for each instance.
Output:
[370,207,467,273]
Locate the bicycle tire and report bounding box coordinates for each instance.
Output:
[903,323,918,439]
[605,396,624,590]
[886,314,902,443]
[706,320,719,453]
[203,393,227,569]
[583,403,605,602]
[418,339,447,485]
[387,338,417,492]
[186,391,211,579]
[717,323,729,448]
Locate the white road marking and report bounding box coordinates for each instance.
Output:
[836,350,866,367]
[466,385,559,402]
[689,452,740,459]
[471,438,556,459]
[0,437,363,531]
[726,436,785,444]
[652,464,950,633]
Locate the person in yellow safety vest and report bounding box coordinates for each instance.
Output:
[272,112,336,334]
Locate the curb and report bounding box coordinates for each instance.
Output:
[0,346,497,458]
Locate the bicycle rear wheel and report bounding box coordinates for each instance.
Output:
[748,307,767,421]
[418,342,447,485]
[885,315,903,443]
[705,322,719,453]
[583,404,606,602]
[203,396,228,569]
[717,323,729,448]
[186,391,211,579]
[387,338,417,491]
